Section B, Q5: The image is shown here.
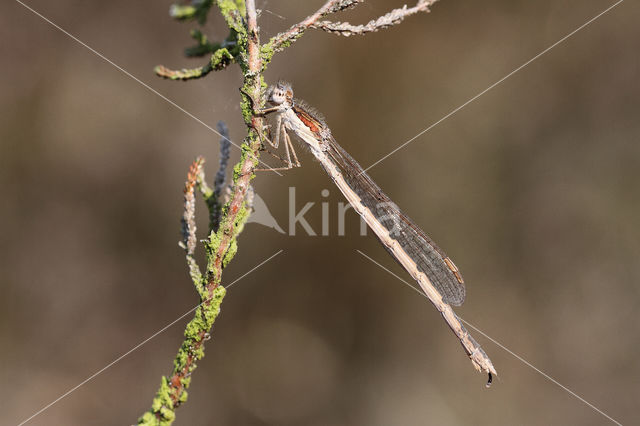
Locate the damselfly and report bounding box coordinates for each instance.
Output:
[257,81,496,384]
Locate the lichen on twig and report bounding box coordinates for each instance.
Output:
[139,1,444,424]
[313,1,439,36]
[169,0,215,25]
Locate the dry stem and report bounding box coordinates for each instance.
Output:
[313,0,439,36]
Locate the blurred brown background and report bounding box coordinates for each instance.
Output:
[1,1,639,425]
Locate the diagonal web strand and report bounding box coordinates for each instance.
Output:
[17,250,283,426]
[355,250,623,426]
[14,0,283,176]
[361,0,624,174]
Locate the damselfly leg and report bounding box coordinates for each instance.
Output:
[283,127,300,167]
[255,108,301,172]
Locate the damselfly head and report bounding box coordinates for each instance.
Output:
[266,81,293,106]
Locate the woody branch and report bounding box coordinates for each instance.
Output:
[141,0,445,423]
[313,0,440,36]
[266,0,438,55]
[138,0,265,423]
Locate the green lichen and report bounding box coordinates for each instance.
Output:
[169,4,198,20]
[205,229,222,255]
[154,63,213,81]
[142,282,226,424]
[232,143,259,182]
[179,388,189,403]
[170,0,214,25]
[204,230,222,279]
[233,204,250,235]
[174,349,189,370]
[232,161,244,182]
[184,318,204,340]
[261,35,299,66]
[259,42,276,64]
[210,47,234,70]
[215,0,246,33]
[240,103,253,125]
[139,377,175,425]
[222,238,238,268]
[138,412,158,425]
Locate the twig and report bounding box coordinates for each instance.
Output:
[264,0,363,55]
[313,0,439,36]
[154,47,234,80]
[138,1,261,423]
[154,63,211,80]
[179,159,205,291]
[195,157,214,201]
[142,1,450,423]
[181,160,200,257]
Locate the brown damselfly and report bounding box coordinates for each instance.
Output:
[257,81,496,384]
